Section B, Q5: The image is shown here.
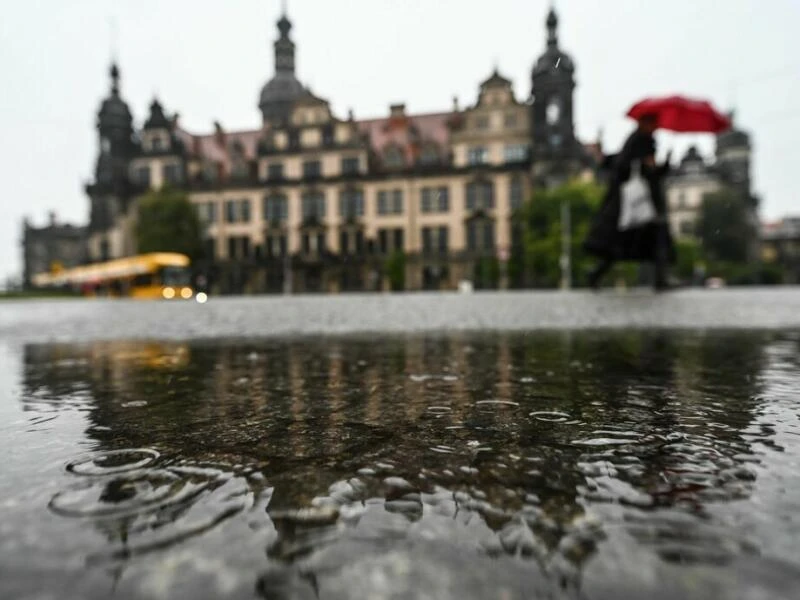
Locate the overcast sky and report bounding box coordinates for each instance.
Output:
[1,0,798,283]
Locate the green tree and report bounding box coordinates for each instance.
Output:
[697,188,754,264]
[514,181,604,288]
[475,256,500,289]
[675,239,704,281]
[384,251,406,291]
[136,186,204,259]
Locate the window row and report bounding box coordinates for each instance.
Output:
[467,144,530,166]
[214,221,499,259]
[473,112,522,130]
[195,180,525,224]
[131,163,183,187]
[265,156,361,181]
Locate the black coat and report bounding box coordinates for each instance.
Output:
[584,129,676,263]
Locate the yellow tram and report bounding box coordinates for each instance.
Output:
[31,253,195,300]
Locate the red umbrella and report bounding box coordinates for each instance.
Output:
[627,95,731,133]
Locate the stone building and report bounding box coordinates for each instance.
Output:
[21,213,87,288]
[78,7,594,294]
[665,112,758,255]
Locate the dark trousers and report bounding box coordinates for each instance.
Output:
[590,222,669,289]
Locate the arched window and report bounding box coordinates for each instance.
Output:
[465,180,494,212]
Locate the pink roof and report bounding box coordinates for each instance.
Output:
[176,127,261,177]
[175,109,456,172]
[358,111,453,163]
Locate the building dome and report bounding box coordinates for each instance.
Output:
[259,72,306,121]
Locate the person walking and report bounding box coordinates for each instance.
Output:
[584,113,675,291]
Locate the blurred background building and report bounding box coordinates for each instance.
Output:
[22,7,773,293]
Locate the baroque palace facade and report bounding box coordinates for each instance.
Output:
[79,6,596,294]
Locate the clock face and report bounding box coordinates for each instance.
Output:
[546,99,561,125]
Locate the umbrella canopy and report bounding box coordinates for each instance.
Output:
[627,96,731,133]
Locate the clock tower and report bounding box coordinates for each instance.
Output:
[530,6,582,186]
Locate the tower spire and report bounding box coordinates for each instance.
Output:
[546,4,559,48]
[274,5,295,73]
[110,62,120,95]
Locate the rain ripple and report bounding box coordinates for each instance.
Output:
[50,449,257,561]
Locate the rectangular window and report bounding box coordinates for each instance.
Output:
[133,165,151,187]
[341,157,360,175]
[378,190,403,215]
[392,190,403,214]
[303,160,322,179]
[302,233,311,254]
[196,201,217,223]
[393,228,404,252]
[504,113,518,128]
[226,236,251,260]
[421,187,449,213]
[263,195,288,223]
[302,192,326,220]
[340,189,364,219]
[267,163,284,181]
[340,231,349,254]
[438,226,449,254]
[475,116,489,130]
[422,227,449,255]
[509,177,524,210]
[163,163,183,185]
[265,234,287,257]
[316,232,326,253]
[225,200,236,223]
[421,188,433,214]
[378,229,389,254]
[467,147,488,166]
[377,191,389,216]
[436,187,449,212]
[504,144,528,163]
[422,227,433,254]
[225,199,251,223]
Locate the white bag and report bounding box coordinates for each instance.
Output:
[618,161,656,230]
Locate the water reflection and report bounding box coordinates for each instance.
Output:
[14,331,800,598]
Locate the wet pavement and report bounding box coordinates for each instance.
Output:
[2,293,800,599]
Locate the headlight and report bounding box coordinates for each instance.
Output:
[162,287,176,299]
[180,287,193,299]
[195,292,208,304]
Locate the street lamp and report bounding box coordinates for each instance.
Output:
[560,197,571,290]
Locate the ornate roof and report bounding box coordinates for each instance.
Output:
[480,68,512,89]
[143,98,172,130]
